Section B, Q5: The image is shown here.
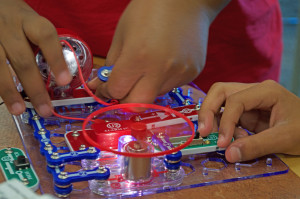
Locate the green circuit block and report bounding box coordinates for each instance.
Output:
[0,147,39,191]
[184,132,220,149]
[164,132,233,155]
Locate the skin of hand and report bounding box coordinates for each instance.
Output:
[88,0,230,104]
[198,80,300,163]
[0,0,72,117]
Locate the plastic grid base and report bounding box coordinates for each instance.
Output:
[12,86,289,198]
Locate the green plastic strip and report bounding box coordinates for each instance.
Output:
[0,147,39,191]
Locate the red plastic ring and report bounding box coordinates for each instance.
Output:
[82,103,195,157]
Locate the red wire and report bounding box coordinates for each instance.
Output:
[60,40,117,106]
[50,39,195,158]
[82,103,195,158]
[50,39,116,121]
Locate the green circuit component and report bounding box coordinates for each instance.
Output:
[171,132,219,147]
[0,147,39,191]
[154,132,233,155]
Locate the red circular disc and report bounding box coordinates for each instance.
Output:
[82,103,195,158]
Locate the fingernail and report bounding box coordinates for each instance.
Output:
[198,122,205,130]
[229,146,242,162]
[87,78,99,89]
[37,104,52,117]
[11,102,24,115]
[56,70,72,86]
[217,134,225,145]
[235,134,247,139]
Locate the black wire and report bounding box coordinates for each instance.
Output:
[0,101,4,106]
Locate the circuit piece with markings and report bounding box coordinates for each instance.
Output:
[0,147,39,191]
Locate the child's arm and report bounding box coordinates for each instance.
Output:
[88,0,230,104]
[0,0,71,117]
[198,80,300,162]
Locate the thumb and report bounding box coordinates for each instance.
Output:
[225,124,291,163]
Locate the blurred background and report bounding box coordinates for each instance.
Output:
[279,0,300,95]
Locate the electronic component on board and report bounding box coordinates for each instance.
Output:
[97,65,113,82]
[0,148,39,191]
[10,29,289,198]
[13,155,30,170]
[122,140,153,182]
[17,86,289,198]
[23,29,95,108]
[36,29,93,100]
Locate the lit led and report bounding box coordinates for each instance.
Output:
[118,135,136,152]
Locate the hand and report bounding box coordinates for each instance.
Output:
[88,0,230,104]
[198,80,300,163]
[0,0,71,117]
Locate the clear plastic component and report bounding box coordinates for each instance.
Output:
[87,152,185,198]
[12,85,289,198]
[266,158,273,167]
[36,36,93,99]
[235,163,241,171]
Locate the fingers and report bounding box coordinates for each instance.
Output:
[96,46,163,102]
[87,77,102,90]
[120,73,161,104]
[89,31,123,100]
[218,80,280,148]
[23,16,72,86]
[197,80,300,163]
[105,20,123,67]
[97,67,161,104]
[0,45,25,115]
[239,110,270,133]
[233,126,249,139]
[198,82,255,137]
[225,123,297,163]
[0,1,70,117]
[2,29,52,117]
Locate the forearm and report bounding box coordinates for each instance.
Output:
[99,0,231,103]
[121,0,230,67]
[125,0,231,25]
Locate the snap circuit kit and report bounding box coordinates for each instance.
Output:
[4,29,289,198]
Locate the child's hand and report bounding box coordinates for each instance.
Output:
[88,0,229,104]
[198,80,300,162]
[0,0,71,117]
